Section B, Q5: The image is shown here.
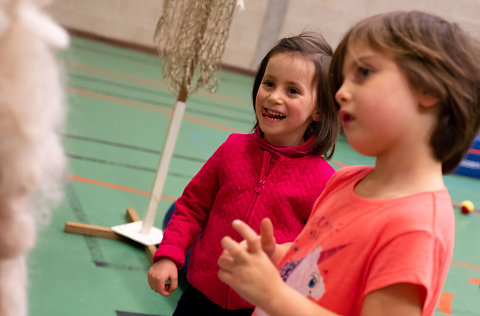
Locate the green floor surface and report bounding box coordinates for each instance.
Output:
[27,36,480,316]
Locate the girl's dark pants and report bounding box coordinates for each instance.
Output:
[173,286,254,316]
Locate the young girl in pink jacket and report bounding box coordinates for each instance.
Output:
[148,32,340,316]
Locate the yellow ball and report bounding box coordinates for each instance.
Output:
[461,200,474,214]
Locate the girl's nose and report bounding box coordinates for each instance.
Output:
[335,83,351,106]
[267,89,282,104]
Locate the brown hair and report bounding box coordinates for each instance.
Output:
[329,11,480,173]
[252,32,340,158]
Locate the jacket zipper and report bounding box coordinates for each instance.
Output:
[245,150,270,223]
[226,150,271,309]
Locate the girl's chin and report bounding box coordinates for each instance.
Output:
[260,120,284,130]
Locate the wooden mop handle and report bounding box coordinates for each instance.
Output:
[141,83,188,234]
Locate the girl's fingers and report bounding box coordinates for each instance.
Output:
[162,284,171,296]
[220,236,237,252]
[260,218,275,249]
[220,248,232,260]
[169,276,178,294]
[217,252,235,271]
[218,267,233,285]
[221,236,248,264]
[232,219,261,253]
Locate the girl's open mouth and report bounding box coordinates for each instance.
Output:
[339,110,355,127]
[262,108,286,121]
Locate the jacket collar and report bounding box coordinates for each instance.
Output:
[253,126,314,158]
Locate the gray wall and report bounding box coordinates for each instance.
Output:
[47,0,480,72]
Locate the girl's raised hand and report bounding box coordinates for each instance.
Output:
[218,219,285,308]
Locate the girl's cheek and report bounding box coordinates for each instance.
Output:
[256,93,266,107]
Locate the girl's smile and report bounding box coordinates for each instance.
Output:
[261,107,287,122]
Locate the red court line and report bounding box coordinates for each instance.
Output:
[68,87,170,114]
[65,61,251,107]
[438,292,454,315]
[452,260,480,271]
[468,278,480,285]
[67,87,243,134]
[331,160,349,168]
[67,174,176,202]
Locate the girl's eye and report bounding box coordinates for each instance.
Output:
[356,67,372,80]
[262,80,274,88]
[288,88,300,94]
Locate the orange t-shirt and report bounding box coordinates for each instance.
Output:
[256,165,455,316]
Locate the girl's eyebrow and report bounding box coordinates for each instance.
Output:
[262,73,275,80]
[343,54,379,75]
[285,80,302,86]
[356,55,379,64]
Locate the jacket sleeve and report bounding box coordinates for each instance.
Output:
[152,137,228,268]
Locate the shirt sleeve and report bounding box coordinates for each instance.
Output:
[363,230,435,304]
[152,137,228,267]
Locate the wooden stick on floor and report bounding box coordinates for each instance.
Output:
[64,208,158,262]
[64,222,124,241]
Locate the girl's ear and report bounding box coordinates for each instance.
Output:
[312,110,321,122]
[419,94,439,108]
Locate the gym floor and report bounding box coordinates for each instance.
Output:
[28,36,480,316]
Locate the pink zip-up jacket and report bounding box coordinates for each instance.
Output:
[153,127,335,309]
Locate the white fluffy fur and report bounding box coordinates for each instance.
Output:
[0,0,67,315]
